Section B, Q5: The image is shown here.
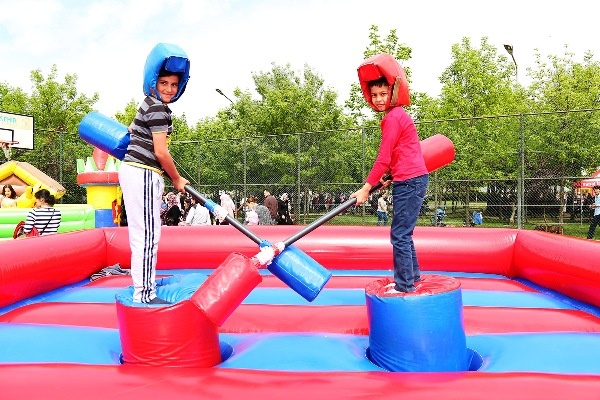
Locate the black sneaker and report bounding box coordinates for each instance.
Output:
[147,296,171,305]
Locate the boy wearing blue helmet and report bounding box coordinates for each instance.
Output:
[119,44,190,304]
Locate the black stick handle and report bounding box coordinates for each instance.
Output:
[185,185,263,245]
[282,177,390,246]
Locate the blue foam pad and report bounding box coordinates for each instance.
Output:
[267,244,332,302]
[78,112,130,160]
[39,286,576,310]
[115,273,207,306]
[219,333,382,372]
[0,324,122,365]
[469,332,600,373]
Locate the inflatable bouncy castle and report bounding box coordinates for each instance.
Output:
[0,161,95,238]
[0,160,65,207]
[76,147,121,227]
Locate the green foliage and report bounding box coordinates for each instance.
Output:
[113,100,138,126]
[3,25,600,220]
[415,37,526,183]
[0,65,98,203]
[526,47,600,176]
[171,63,357,192]
[0,83,29,113]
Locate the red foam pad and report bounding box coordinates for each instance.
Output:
[366,274,461,297]
[191,252,262,326]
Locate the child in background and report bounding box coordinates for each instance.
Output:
[0,184,18,208]
[243,197,259,226]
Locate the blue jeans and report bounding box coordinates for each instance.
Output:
[391,174,429,292]
[377,211,388,226]
[588,214,600,239]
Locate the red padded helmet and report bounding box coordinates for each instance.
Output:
[357,53,410,111]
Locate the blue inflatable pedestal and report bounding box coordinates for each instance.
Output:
[366,274,469,372]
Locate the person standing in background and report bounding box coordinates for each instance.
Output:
[376,192,389,226]
[185,197,211,226]
[263,189,278,224]
[587,186,600,239]
[22,189,62,235]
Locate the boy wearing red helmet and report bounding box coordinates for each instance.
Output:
[351,54,429,293]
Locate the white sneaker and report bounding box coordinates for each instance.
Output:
[384,282,400,294]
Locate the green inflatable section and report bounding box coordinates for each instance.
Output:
[0,204,96,239]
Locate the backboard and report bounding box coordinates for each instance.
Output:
[0,111,34,150]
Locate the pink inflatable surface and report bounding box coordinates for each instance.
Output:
[1,225,600,399]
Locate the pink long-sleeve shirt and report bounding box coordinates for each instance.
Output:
[365,106,428,186]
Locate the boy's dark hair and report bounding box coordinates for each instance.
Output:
[594,185,600,190]
[368,76,389,89]
[158,68,181,79]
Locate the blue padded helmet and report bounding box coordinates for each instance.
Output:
[143,43,191,103]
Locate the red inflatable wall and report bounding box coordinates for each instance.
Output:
[2,225,600,309]
[513,229,600,308]
[0,229,107,308]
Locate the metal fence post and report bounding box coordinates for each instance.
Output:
[297,133,301,223]
[196,141,201,187]
[361,127,366,218]
[243,135,247,200]
[517,113,525,229]
[59,131,63,185]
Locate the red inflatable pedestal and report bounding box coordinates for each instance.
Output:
[116,300,221,367]
[116,253,262,367]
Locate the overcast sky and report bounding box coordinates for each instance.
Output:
[1,0,599,125]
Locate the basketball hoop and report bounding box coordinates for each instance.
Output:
[0,141,18,160]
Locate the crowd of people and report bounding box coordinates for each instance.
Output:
[156,188,295,227]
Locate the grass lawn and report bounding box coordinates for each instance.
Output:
[292,211,593,240]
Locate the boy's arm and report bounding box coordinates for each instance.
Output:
[351,174,392,206]
[153,132,189,193]
[350,183,373,206]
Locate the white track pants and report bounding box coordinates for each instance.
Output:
[119,163,164,303]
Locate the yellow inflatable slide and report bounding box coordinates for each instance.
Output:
[0,161,66,207]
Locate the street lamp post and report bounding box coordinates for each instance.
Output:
[216,88,234,105]
[503,44,518,82]
[216,89,246,201]
[504,44,524,229]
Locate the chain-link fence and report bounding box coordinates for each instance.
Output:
[6,109,600,233]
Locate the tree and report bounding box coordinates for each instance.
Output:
[173,63,357,199]
[113,99,138,126]
[1,66,99,202]
[0,83,29,115]
[413,37,526,220]
[527,47,600,177]
[524,47,600,222]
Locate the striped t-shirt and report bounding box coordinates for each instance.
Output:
[123,96,173,172]
[23,207,61,235]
